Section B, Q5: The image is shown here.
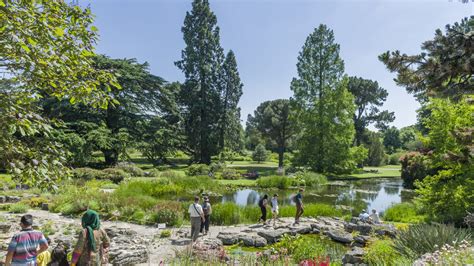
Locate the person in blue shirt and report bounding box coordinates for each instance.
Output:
[294,188,304,224]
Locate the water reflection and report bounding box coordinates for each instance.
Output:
[222,178,410,214]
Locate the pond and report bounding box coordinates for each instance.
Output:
[221,178,414,214]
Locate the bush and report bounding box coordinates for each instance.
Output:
[279,203,343,218]
[220,167,240,180]
[186,164,210,176]
[257,176,291,189]
[383,203,426,223]
[294,171,327,188]
[393,223,473,260]
[101,168,130,183]
[211,202,243,225]
[290,235,346,264]
[400,152,433,189]
[153,201,184,226]
[252,144,268,163]
[26,197,48,208]
[72,168,104,180]
[115,162,145,177]
[363,239,405,265]
[160,229,172,238]
[0,174,16,190]
[8,203,29,213]
[415,240,474,265]
[387,151,405,165]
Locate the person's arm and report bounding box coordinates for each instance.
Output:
[71,230,86,265]
[5,251,13,266]
[209,204,212,215]
[5,235,17,266]
[37,233,49,254]
[199,206,205,221]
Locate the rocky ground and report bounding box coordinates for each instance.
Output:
[0,209,397,265]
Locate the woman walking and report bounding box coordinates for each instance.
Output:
[270,194,279,226]
[258,194,269,224]
[71,210,110,266]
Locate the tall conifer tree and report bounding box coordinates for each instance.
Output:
[290,25,355,173]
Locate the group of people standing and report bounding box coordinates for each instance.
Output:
[188,195,212,242]
[258,188,305,226]
[5,210,109,266]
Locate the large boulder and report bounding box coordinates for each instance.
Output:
[257,229,290,244]
[342,247,365,264]
[105,227,150,265]
[325,230,353,244]
[217,232,240,245]
[238,234,267,247]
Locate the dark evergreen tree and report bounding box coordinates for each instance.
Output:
[383,126,402,154]
[365,131,385,166]
[247,99,296,167]
[348,76,395,146]
[175,0,226,164]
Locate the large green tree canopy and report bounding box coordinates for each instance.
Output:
[0,1,118,189]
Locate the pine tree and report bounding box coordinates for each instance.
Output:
[219,50,243,151]
[290,25,355,173]
[252,144,268,163]
[175,0,225,164]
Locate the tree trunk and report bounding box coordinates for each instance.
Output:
[104,149,118,166]
[278,146,284,168]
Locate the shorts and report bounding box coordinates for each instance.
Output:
[272,209,279,215]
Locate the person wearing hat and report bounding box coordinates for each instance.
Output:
[188,196,205,242]
[270,194,279,226]
[200,196,212,235]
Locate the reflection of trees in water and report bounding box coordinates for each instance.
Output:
[247,190,259,205]
[335,185,370,215]
[221,194,235,203]
[400,189,416,202]
[355,191,379,202]
[384,185,400,195]
[353,180,382,192]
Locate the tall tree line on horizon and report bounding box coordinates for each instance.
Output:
[176,0,243,164]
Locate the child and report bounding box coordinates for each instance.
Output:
[37,237,52,266]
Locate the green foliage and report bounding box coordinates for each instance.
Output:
[293,171,327,188]
[291,25,355,174]
[400,152,433,189]
[186,164,210,176]
[72,168,104,180]
[393,223,473,260]
[278,204,343,218]
[115,162,145,177]
[153,201,184,226]
[289,235,346,264]
[416,240,474,265]
[363,239,404,265]
[383,127,402,154]
[383,203,426,223]
[101,168,130,184]
[256,176,291,189]
[1,1,119,189]
[347,145,368,170]
[160,229,172,238]
[0,174,16,190]
[246,99,297,167]
[8,203,29,213]
[220,167,240,180]
[40,221,56,237]
[387,151,405,165]
[211,202,245,225]
[252,144,268,163]
[26,197,48,208]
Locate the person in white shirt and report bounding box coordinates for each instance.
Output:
[270,194,279,226]
[188,196,204,242]
[369,209,381,224]
[359,210,370,222]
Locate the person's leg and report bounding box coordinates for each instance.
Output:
[204,215,210,234]
[262,207,267,223]
[295,205,301,223]
[260,207,265,222]
[200,217,205,233]
[191,217,200,241]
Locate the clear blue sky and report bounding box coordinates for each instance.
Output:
[83,0,472,129]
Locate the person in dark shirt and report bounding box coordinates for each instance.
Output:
[294,188,304,224]
[258,194,269,224]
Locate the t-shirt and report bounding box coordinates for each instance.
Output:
[295,193,303,205]
[271,198,279,211]
[8,229,48,264]
[188,203,203,217]
[369,212,380,224]
[202,202,212,215]
[36,250,51,266]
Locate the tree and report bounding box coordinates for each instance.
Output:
[290,24,355,173]
[252,144,268,163]
[247,99,296,167]
[175,0,226,164]
[379,16,473,101]
[365,131,385,167]
[0,1,118,188]
[383,126,402,154]
[348,76,395,146]
[219,50,243,151]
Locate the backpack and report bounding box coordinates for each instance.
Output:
[203,203,210,215]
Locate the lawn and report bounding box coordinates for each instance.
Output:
[347,165,401,178]
[217,179,257,187]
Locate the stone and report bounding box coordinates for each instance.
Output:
[257,229,289,244]
[6,196,20,203]
[0,196,6,203]
[238,235,267,247]
[374,224,397,238]
[109,248,148,265]
[354,235,371,245]
[345,222,373,235]
[171,238,191,246]
[290,225,312,234]
[217,232,240,245]
[325,230,353,244]
[41,203,49,211]
[0,223,11,233]
[342,247,365,264]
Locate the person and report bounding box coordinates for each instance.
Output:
[200,196,212,235]
[294,188,304,224]
[270,194,279,226]
[5,214,49,266]
[49,241,70,266]
[71,210,110,266]
[369,209,381,224]
[258,194,269,224]
[188,196,205,242]
[359,210,370,222]
[36,237,52,266]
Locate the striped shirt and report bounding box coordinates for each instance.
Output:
[8,228,48,264]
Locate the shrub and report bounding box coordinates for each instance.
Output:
[221,168,240,180]
[257,176,291,189]
[363,239,404,265]
[72,168,104,180]
[115,162,145,177]
[279,203,343,218]
[387,151,405,165]
[0,174,16,190]
[186,164,210,176]
[211,202,243,225]
[290,235,346,264]
[400,152,434,188]
[153,201,184,226]
[383,203,426,223]
[294,171,327,188]
[26,197,48,208]
[160,229,172,238]
[415,240,474,265]
[101,168,130,183]
[393,223,473,260]
[8,203,29,213]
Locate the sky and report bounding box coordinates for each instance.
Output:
[83,0,472,129]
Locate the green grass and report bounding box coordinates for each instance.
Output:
[346,165,401,178]
[383,202,426,223]
[217,179,256,187]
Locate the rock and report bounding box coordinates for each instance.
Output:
[354,235,371,246]
[171,238,191,246]
[374,224,397,238]
[0,196,6,203]
[342,247,365,264]
[0,223,11,233]
[41,203,49,211]
[109,248,148,265]
[290,224,312,234]
[257,229,290,244]
[325,230,353,244]
[238,235,267,247]
[6,196,20,203]
[217,232,240,245]
[345,222,373,235]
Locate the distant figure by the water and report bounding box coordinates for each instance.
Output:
[369,209,381,224]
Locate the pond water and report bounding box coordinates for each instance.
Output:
[221,178,414,214]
